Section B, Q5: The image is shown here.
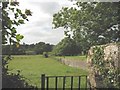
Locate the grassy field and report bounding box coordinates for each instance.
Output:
[55,55,87,61]
[8,55,88,88]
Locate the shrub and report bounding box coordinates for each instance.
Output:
[2,56,38,89]
[43,52,48,58]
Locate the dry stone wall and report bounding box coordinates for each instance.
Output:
[57,58,87,70]
[87,43,120,89]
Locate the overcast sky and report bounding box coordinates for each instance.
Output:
[16,0,74,45]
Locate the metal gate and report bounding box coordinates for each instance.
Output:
[41,74,88,90]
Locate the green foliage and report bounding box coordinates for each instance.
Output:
[34,42,53,54]
[2,55,37,89]
[16,34,24,42]
[1,2,36,88]
[91,46,120,88]
[53,2,119,53]
[2,44,26,55]
[43,52,48,58]
[2,42,54,55]
[2,2,32,45]
[52,37,79,56]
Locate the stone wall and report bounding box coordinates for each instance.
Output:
[87,43,120,89]
[57,58,87,70]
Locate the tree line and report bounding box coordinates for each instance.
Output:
[2,42,54,55]
[3,37,90,56]
[3,37,87,56]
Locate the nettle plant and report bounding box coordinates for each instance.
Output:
[91,46,120,88]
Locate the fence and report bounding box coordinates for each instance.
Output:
[41,74,88,90]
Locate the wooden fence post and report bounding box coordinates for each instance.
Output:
[41,74,45,90]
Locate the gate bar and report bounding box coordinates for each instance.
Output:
[63,76,66,90]
[71,76,73,90]
[55,77,58,90]
[41,74,45,90]
[78,76,81,90]
[46,77,49,90]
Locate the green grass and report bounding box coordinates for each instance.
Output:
[8,55,88,88]
[55,55,87,61]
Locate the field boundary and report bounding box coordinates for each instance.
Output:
[52,57,88,70]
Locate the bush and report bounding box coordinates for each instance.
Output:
[43,52,48,58]
[2,56,38,89]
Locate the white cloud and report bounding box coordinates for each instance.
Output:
[30,2,61,15]
[17,0,73,45]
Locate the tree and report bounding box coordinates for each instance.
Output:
[1,1,35,88]
[3,44,26,55]
[34,42,54,54]
[52,37,79,56]
[2,2,32,45]
[53,2,119,53]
